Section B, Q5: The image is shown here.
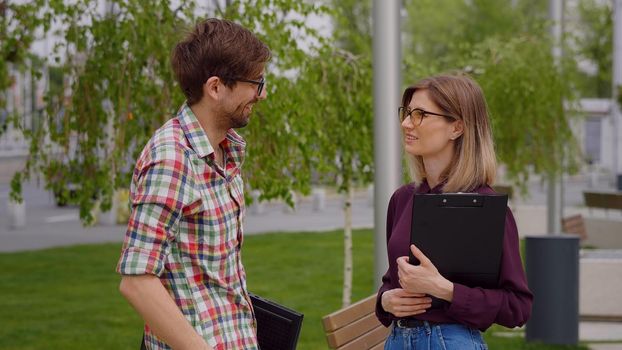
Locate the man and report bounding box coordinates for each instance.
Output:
[117,18,270,350]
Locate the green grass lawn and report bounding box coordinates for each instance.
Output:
[0,229,587,350]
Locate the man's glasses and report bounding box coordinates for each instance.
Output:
[228,76,265,96]
[398,107,456,125]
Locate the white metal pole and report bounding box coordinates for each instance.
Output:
[613,0,622,189]
[547,0,563,235]
[373,0,402,288]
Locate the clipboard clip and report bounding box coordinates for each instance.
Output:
[437,193,485,207]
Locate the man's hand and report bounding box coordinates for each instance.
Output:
[381,288,432,317]
[396,244,454,302]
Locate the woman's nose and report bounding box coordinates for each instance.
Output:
[401,116,414,129]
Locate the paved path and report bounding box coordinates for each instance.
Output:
[0,187,374,252]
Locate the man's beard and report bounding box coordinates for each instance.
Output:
[225,100,256,129]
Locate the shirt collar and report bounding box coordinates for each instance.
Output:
[177,103,214,158]
[176,103,246,174]
[222,128,246,173]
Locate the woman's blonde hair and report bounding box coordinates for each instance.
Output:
[402,74,496,192]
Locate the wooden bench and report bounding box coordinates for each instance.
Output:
[583,191,622,211]
[561,214,587,240]
[322,295,389,350]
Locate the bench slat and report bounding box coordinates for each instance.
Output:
[561,214,587,240]
[562,215,582,225]
[325,312,381,348]
[370,340,386,350]
[584,191,622,210]
[322,295,377,332]
[336,324,390,350]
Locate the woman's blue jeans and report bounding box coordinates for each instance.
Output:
[384,321,488,350]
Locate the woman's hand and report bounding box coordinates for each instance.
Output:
[396,244,454,302]
[381,288,432,317]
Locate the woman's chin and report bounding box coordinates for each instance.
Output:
[404,146,423,157]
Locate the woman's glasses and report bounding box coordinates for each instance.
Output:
[398,107,456,125]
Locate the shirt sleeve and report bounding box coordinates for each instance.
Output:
[445,208,534,330]
[116,144,194,277]
[375,191,398,327]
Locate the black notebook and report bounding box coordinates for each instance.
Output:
[408,193,508,289]
[250,293,304,350]
[139,294,303,350]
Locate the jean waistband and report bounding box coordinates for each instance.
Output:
[395,319,435,328]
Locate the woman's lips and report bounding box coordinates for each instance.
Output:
[404,134,418,143]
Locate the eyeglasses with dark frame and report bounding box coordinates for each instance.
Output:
[227,76,265,96]
[398,106,456,126]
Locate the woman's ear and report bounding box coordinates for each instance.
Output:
[451,120,464,140]
[203,76,222,101]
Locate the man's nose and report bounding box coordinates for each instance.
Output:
[258,87,267,100]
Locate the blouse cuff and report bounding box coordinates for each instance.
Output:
[446,283,471,318]
[375,289,393,327]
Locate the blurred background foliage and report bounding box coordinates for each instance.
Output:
[1,0,613,219]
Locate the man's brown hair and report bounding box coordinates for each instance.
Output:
[171,18,271,105]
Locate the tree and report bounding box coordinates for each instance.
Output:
[290,0,373,307]
[1,0,49,202]
[300,47,373,307]
[467,36,581,183]
[330,0,371,56]
[9,0,332,223]
[231,0,375,307]
[9,0,196,221]
[0,0,47,137]
[220,0,333,205]
[402,0,581,189]
[570,0,613,98]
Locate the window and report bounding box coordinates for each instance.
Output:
[584,117,602,164]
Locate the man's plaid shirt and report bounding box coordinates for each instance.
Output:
[116,103,257,350]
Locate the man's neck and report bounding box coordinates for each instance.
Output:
[189,102,228,155]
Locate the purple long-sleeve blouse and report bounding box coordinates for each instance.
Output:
[375,181,533,331]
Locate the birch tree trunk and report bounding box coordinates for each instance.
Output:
[342,183,354,308]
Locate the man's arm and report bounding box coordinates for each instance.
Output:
[119,275,213,350]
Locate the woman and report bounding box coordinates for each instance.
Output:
[375,74,533,349]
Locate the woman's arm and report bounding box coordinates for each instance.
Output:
[397,209,533,330]
[375,191,398,326]
[444,209,533,329]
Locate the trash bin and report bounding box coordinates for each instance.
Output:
[525,235,580,345]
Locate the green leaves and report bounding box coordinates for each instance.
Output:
[7,0,190,223]
[470,36,580,182]
[9,170,22,203]
[9,0,359,223]
[224,0,375,199]
[402,0,580,188]
[6,0,585,223]
[571,0,613,98]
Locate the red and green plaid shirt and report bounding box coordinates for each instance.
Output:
[117,103,257,350]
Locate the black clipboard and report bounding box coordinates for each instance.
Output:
[250,293,304,350]
[408,193,508,290]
